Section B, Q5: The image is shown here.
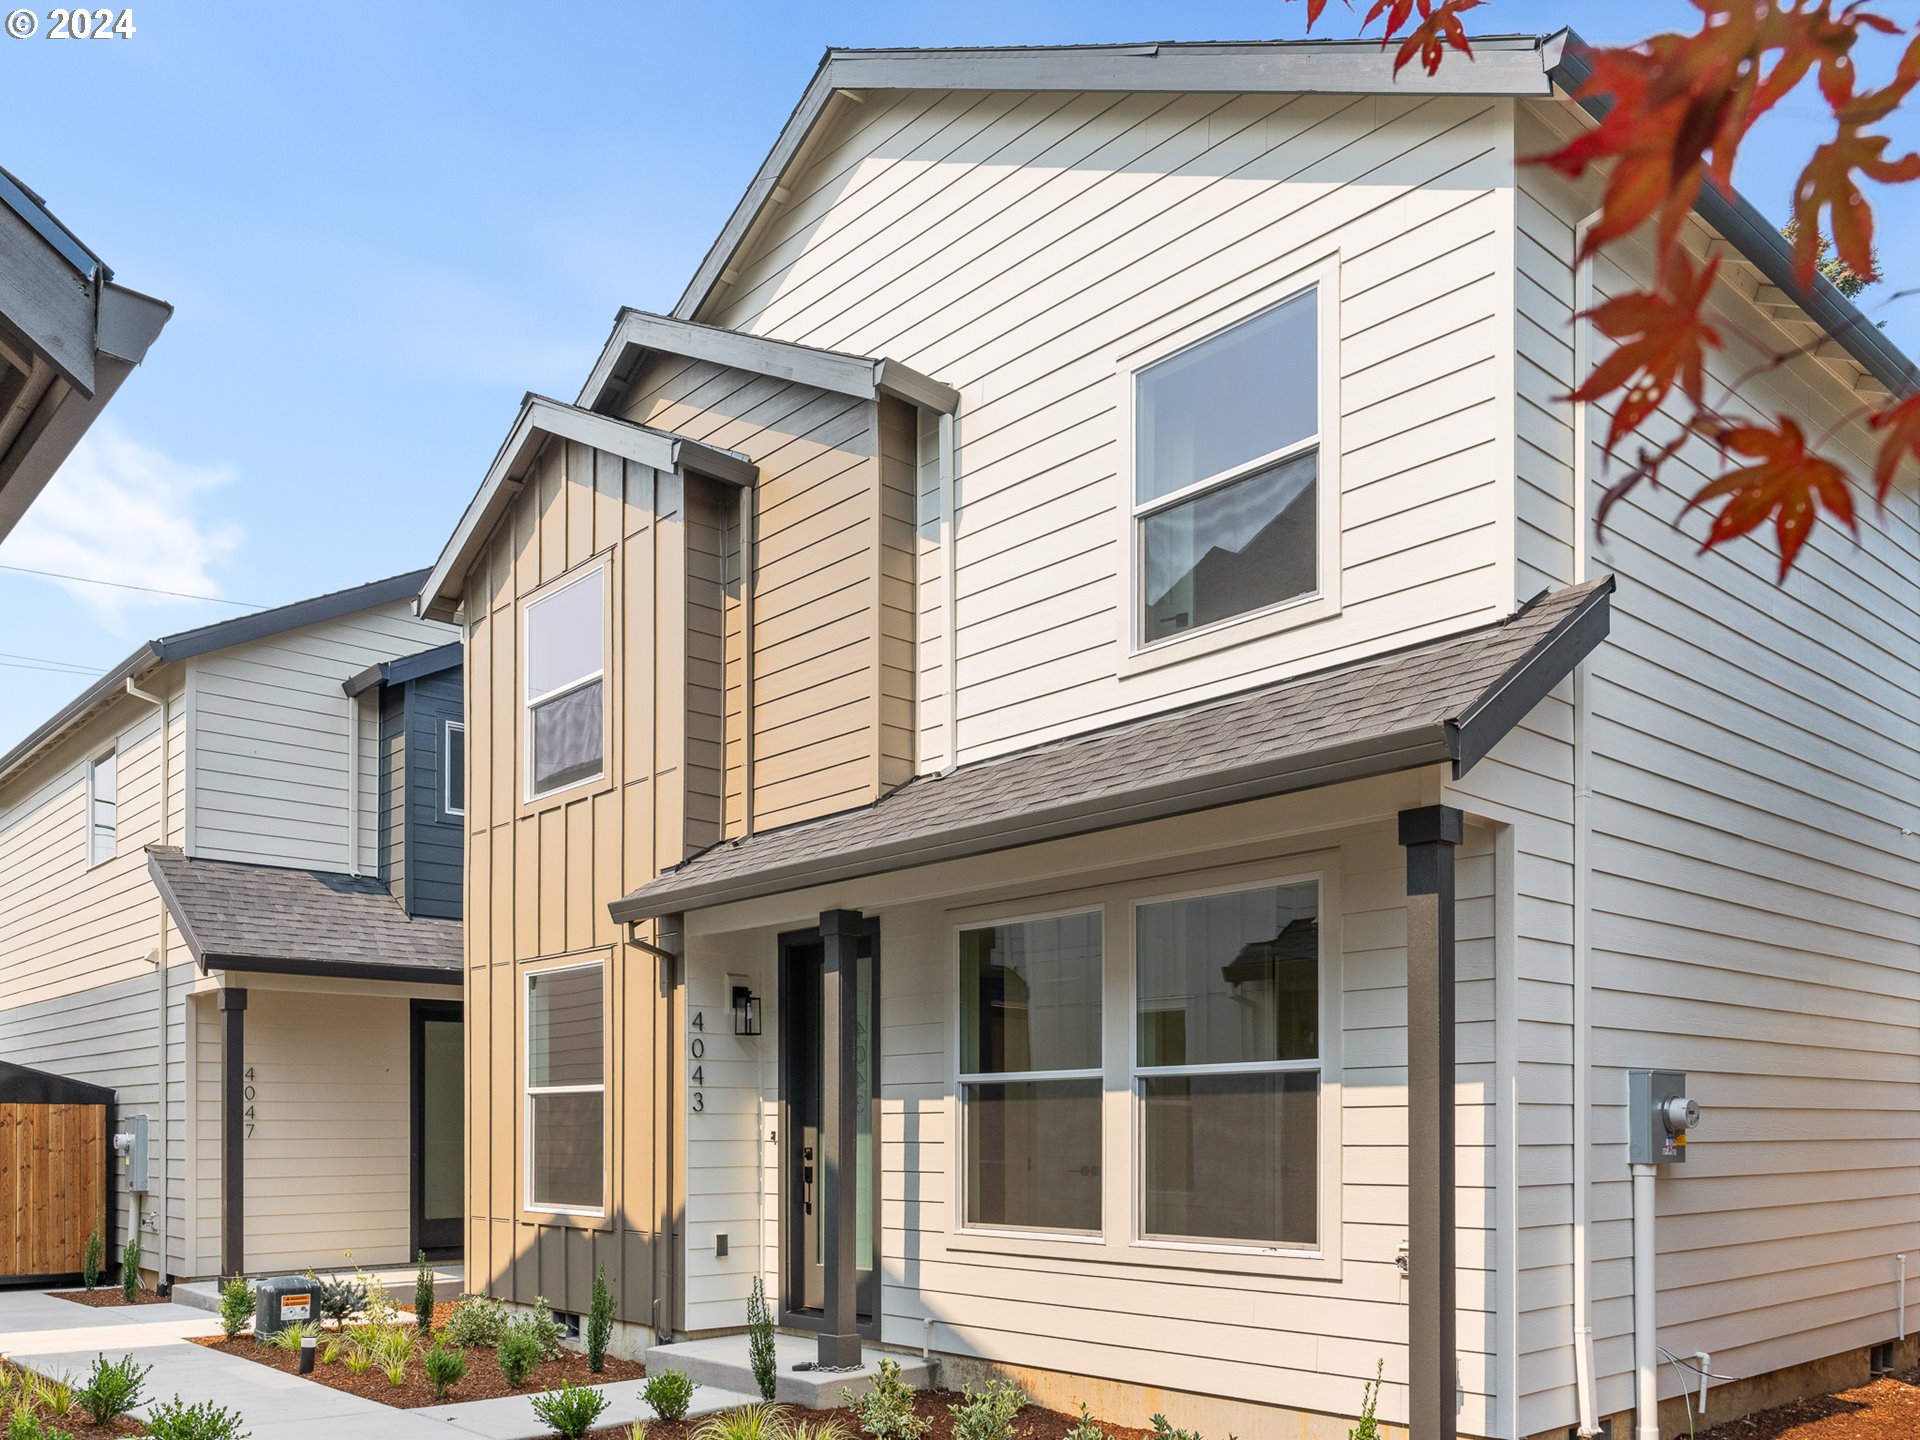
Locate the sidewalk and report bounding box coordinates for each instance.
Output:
[0,1289,750,1439]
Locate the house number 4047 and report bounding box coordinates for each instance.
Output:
[689,1011,705,1112]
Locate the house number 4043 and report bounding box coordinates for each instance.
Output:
[689,1011,705,1113]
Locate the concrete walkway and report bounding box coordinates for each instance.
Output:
[0,1289,746,1440]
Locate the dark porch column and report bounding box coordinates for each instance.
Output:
[817,908,863,1368]
[1400,805,1462,1440]
[218,987,248,1277]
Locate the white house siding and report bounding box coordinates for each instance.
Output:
[702,88,1520,770]
[188,600,452,871]
[678,776,1510,1435]
[1469,101,1920,1437]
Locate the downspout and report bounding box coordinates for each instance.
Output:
[1569,207,1605,1438]
[938,412,959,775]
[125,676,171,1289]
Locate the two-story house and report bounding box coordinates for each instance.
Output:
[418,32,1920,1440]
[0,570,467,1286]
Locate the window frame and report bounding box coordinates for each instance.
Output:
[1117,260,1343,669]
[443,719,466,820]
[520,562,610,806]
[521,957,608,1220]
[1128,873,1326,1255]
[85,748,117,868]
[953,904,1108,1241]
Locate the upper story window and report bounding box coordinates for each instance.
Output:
[443,720,466,819]
[1135,290,1319,647]
[525,961,605,1214]
[524,569,604,800]
[86,750,116,866]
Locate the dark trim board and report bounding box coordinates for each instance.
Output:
[204,955,463,987]
[0,1060,115,1106]
[218,988,247,1278]
[409,999,464,1261]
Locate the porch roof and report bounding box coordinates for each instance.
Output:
[611,575,1613,922]
[147,846,461,985]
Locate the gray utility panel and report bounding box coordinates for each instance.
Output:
[1628,1069,1700,1165]
[254,1275,317,1337]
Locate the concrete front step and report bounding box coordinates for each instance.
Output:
[170,1264,465,1316]
[645,1333,937,1409]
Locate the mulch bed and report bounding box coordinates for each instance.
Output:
[1701,1366,1920,1440]
[193,1331,646,1408]
[589,1392,1154,1440]
[0,1360,140,1437]
[47,1288,172,1308]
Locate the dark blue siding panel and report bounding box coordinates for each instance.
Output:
[403,668,464,919]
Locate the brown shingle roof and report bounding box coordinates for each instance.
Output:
[612,577,1614,920]
[148,847,461,984]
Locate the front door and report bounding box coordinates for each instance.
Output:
[410,1001,464,1257]
[779,924,879,1329]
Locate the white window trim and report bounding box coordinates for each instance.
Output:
[521,566,607,804]
[84,748,116,869]
[443,720,466,819]
[523,958,607,1218]
[1127,870,1330,1258]
[1115,256,1344,674]
[952,904,1107,1242]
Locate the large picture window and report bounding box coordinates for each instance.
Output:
[1134,290,1320,646]
[1134,880,1320,1247]
[525,962,604,1214]
[958,911,1103,1234]
[86,750,116,867]
[524,569,604,799]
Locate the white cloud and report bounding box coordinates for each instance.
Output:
[0,424,243,632]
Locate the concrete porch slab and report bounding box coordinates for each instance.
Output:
[644,1333,937,1409]
[171,1263,465,1317]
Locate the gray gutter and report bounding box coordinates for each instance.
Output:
[344,639,463,698]
[1548,29,1918,396]
[0,164,107,281]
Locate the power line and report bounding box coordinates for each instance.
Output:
[0,658,107,677]
[0,650,103,674]
[0,562,261,608]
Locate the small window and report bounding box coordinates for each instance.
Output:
[444,721,466,818]
[86,750,116,866]
[525,963,604,1214]
[524,569,604,799]
[1135,880,1320,1247]
[958,911,1103,1234]
[1135,291,1320,645]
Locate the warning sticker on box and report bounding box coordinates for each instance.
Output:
[281,1293,311,1321]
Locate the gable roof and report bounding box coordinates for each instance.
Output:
[417,393,758,622]
[612,576,1613,920]
[0,569,432,790]
[674,32,1915,396]
[148,846,461,985]
[577,308,961,415]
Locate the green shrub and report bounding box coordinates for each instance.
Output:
[367,1326,414,1386]
[694,1402,787,1440]
[587,1263,615,1375]
[845,1359,928,1440]
[143,1397,251,1440]
[217,1275,253,1340]
[530,1381,610,1440]
[316,1277,367,1326]
[1347,1359,1384,1440]
[1149,1417,1205,1440]
[496,1327,540,1389]
[424,1338,467,1400]
[949,1380,1027,1440]
[642,1368,696,1422]
[29,1374,72,1419]
[444,1293,509,1349]
[525,1296,565,1361]
[75,1353,148,1425]
[80,1226,103,1291]
[414,1251,437,1333]
[264,1321,320,1353]
[787,1418,849,1440]
[6,1405,71,1440]
[745,1275,776,1401]
[119,1235,141,1304]
[1063,1404,1107,1440]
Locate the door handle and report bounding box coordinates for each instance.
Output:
[803,1164,815,1214]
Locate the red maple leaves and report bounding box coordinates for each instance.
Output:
[1290,0,1920,579]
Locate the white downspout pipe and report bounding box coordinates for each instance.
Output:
[125,675,171,1289]
[1632,1162,1660,1440]
[938,411,959,775]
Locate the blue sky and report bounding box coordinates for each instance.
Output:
[2,0,1917,749]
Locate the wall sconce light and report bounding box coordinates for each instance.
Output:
[732,984,762,1037]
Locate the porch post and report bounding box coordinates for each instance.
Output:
[1400,805,1462,1440]
[817,908,863,1368]
[218,987,248,1277]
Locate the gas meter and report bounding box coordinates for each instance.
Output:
[1629,1069,1700,1165]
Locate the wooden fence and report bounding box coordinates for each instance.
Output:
[0,1063,112,1285]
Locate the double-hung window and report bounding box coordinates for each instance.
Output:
[524,569,605,799]
[525,963,604,1214]
[958,911,1103,1234]
[86,750,117,866]
[1134,880,1320,1247]
[1134,289,1320,646]
[443,720,466,819]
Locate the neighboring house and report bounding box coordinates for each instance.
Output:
[0,572,465,1284]
[0,163,171,542]
[418,32,1919,1440]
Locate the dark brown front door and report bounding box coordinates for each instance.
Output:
[779,925,879,1329]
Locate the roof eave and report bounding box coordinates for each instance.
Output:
[199,954,463,987]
